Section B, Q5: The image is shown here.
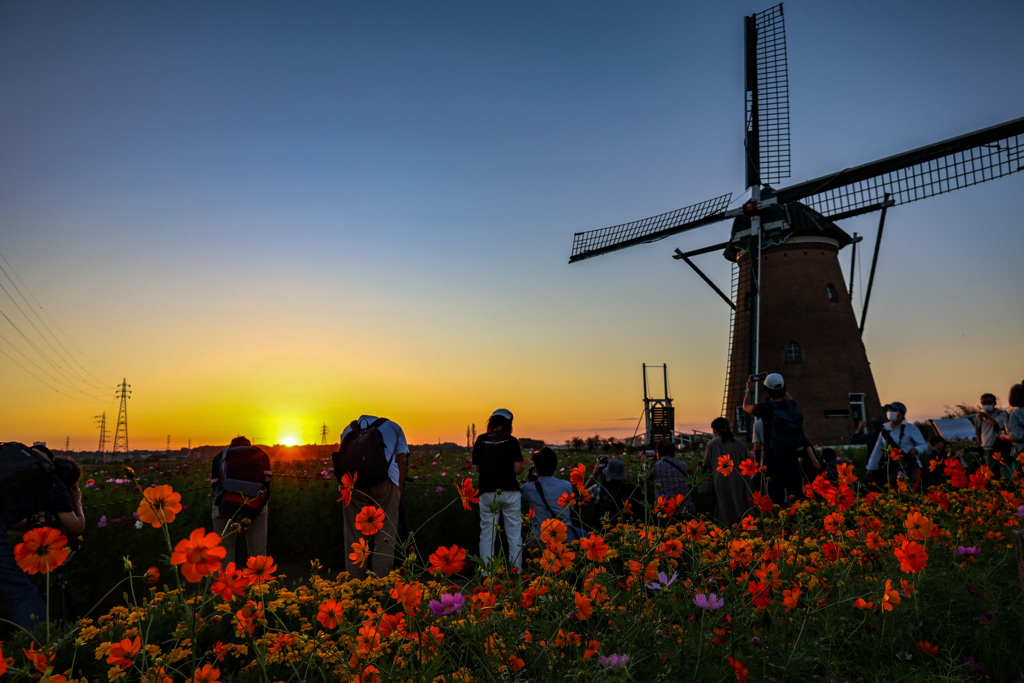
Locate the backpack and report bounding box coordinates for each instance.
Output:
[332,417,393,489]
[0,442,57,517]
[216,446,269,520]
[767,400,806,460]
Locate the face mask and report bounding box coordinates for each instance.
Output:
[887,411,900,422]
[983,404,994,412]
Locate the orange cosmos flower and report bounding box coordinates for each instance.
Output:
[569,463,587,491]
[14,527,69,575]
[349,538,371,568]
[241,555,277,585]
[782,586,801,612]
[192,663,221,683]
[235,599,264,635]
[904,511,937,541]
[428,544,467,574]
[137,484,183,528]
[728,539,754,567]
[717,455,734,477]
[22,644,53,673]
[359,665,382,683]
[456,478,480,510]
[337,472,358,507]
[211,562,250,601]
[106,636,142,669]
[0,645,6,677]
[574,592,593,620]
[823,512,845,535]
[658,538,683,559]
[728,655,749,682]
[865,531,885,551]
[144,565,160,586]
[917,640,939,656]
[881,579,902,611]
[355,506,386,535]
[171,528,227,583]
[540,544,575,573]
[580,534,609,561]
[389,579,423,616]
[894,540,928,573]
[556,491,576,508]
[854,597,874,610]
[318,598,344,629]
[539,518,568,548]
[738,458,760,477]
[583,639,601,658]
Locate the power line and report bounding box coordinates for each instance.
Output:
[0,343,109,404]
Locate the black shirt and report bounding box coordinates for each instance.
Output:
[472,431,523,493]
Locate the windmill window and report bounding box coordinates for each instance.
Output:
[826,284,838,302]
[785,341,802,363]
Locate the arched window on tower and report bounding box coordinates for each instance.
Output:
[785,341,802,363]
[826,283,838,302]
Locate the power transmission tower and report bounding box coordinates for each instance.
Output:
[112,378,131,454]
[166,435,171,452]
[320,423,329,445]
[65,436,70,452]
[95,412,107,457]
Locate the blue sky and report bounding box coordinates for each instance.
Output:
[2,1,1022,449]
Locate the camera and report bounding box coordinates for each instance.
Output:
[751,373,766,381]
[597,456,609,469]
[525,466,538,483]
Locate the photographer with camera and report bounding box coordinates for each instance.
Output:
[0,444,85,630]
[520,447,581,540]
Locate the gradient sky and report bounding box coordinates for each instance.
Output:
[2,0,1022,450]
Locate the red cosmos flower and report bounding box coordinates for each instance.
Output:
[428,544,466,574]
[23,644,53,674]
[211,562,250,601]
[904,511,937,541]
[782,586,801,612]
[583,639,601,658]
[748,580,771,610]
[658,538,683,559]
[106,636,142,669]
[738,458,760,477]
[881,579,902,611]
[234,600,265,635]
[823,512,845,535]
[716,455,735,477]
[821,542,842,562]
[355,506,386,535]
[337,472,358,507]
[137,484,183,528]
[15,527,69,575]
[917,640,939,656]
[812,474,837,500]
[171,528,227,583]
[580,534,610,561]
[750,491,773,513]
[728,655,749,682]
[865,531,885,551]
[144,566,160,586]
[926,491,951,510]
[0,644,7,677]
[894,540,928,573]
[854,597,875,610]
[456,478,480,510]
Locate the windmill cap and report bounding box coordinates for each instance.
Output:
[491,408,514,421]
[884,402,907,414]
[763,373,785,390]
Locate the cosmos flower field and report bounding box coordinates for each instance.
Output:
[1,448,1022,681]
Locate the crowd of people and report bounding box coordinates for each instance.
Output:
[3,378,1022,628]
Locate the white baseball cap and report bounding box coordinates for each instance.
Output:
[491,408,514,421]
[763,373,785,390]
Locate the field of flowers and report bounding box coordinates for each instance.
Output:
[2,447,1023,681]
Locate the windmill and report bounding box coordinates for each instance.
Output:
[568,4,1023,445]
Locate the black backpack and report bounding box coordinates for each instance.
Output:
[332,417,393,489]
[215,446,269,520]
[0,442,57,516]
[768,400,806,460]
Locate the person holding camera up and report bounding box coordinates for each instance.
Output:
[0,443,85,629]
[520,447,578,539]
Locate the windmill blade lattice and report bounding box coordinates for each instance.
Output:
[746,3,790,187]
[777,116,1024,220]
[569,193,733,263]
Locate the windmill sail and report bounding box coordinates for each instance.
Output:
[569,193,733,263]
[746,3,790,188]
[778,116,1024,220]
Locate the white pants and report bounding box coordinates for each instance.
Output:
[478,491,523,570]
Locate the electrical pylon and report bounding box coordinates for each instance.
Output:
[320,423,329,446]
[95,412,107,457]
[112,378,131,454]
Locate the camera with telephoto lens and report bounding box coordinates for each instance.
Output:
[597,456,609,470]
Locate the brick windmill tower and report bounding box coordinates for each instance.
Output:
[568,4,1024,445]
